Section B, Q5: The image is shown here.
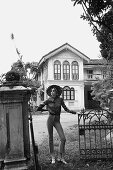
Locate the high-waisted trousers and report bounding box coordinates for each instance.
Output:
[47,114,66,154]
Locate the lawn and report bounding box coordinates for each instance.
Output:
[34,124,113,170]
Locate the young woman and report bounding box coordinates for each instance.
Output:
[37,85,76,164]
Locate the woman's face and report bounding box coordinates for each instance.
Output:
[51,88,57,98]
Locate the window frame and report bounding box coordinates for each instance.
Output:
[63,61,70,80]
[102,70,107,79]
[87,70,93,79]
[71,61,79,80]
[62,86,75,100]
[54,60,61,80]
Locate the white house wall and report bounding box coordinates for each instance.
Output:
[38,62,48,84]
[37,62,48,106]
[62,83,84,111]
[48,50,84,81]
[84,67,102,80]
[36,44,105,111]
[43,62,48,82]
[44,49,85,111]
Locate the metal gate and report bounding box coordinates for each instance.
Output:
[78,109,113,160]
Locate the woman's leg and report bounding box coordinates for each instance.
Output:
[47,115,55,163]
[54,121,67,163]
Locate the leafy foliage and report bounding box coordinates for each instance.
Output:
[72,0,113,60]
[72,0,113,109]
[11,59,38,79]
[91,77,113,108]
[10,59,39,101]
[11,59,27,80]
[0,73,6,85]
[5,70,20,82]
[96,9,113,60]
[72,0,112,16]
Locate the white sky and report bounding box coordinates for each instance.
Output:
[0,0,101,75]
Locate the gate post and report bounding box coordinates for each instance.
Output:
[0,84,32,169]
[0,70,36,169]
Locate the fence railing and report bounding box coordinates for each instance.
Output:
[78,109,113,160]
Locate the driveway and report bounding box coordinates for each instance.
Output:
[32,113,78,145]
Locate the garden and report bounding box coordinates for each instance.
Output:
[30,112,113,170]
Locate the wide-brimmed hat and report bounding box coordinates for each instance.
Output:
[46,85,62,97]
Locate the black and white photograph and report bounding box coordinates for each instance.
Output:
[0,0,113,169]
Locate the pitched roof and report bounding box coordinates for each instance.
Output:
[38,43,90,67]
[85,59,107,65]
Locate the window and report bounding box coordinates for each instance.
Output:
[87,70,93,79]
[70,87,75,100]
[54,60,61,80]
[63,86,75,100]
[71,61,79,80]
[63,61,70,80]
[102,70,107,79]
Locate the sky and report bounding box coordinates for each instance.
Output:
[0,0,101,75]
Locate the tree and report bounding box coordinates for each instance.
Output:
[96,9,113,60]
[72,0,113,32]
[72,0,113,60]
[0,73,6,85]
[91,77,113,108]
[11,59,39,80]
[11,59,27,80]
[72,1,113,109]
[11,59,40,103]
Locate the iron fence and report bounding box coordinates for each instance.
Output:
[78,109,113,160]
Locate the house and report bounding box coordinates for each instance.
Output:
[35,43,105,111]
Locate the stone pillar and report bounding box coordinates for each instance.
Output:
[0,85,31,170]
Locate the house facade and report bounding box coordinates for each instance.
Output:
[36,43,105,111]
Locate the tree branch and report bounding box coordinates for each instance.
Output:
[81,1,113,47]
[82,0,113,34]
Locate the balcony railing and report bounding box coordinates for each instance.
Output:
[85,74,108,80]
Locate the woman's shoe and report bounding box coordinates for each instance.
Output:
[60,159,67,164]
[57,157,61,162]
[51,158,55,164]
[57,158,67,164]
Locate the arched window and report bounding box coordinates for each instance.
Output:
[63,86,75,100]
[63,61,70,80]
[54,60,61,80]
[71,61,79,80]
[70,87,75,100]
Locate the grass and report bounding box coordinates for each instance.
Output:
[30,124,113,170]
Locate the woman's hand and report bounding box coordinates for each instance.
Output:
[35,106,39,112]
[70,110,76,114]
